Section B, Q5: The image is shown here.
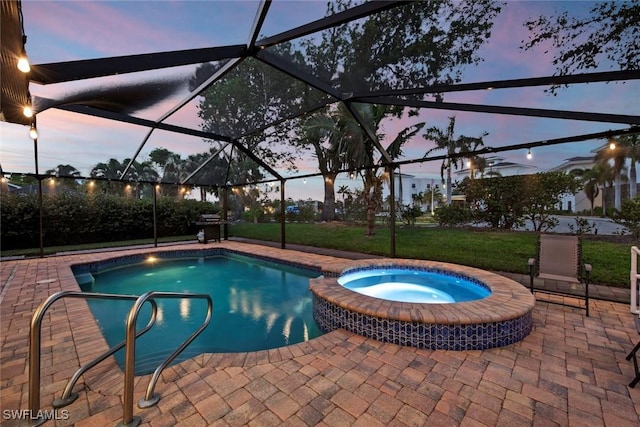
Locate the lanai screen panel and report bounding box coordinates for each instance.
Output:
[2,0,638,196]
[164,56,336,141]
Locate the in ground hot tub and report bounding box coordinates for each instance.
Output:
[309,259,535,350]
[338,267,491,303]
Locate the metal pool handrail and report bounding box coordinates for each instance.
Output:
[53,299,158,409]
[119,291,213,427]
[28,290,157,427]
[138,292,213,408]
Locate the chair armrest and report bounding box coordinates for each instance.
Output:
[528,258,536,266]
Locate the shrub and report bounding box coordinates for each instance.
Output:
[400,204,423,226]
[0,192,217,250]
[613,196,640,238]
[434,204,472,226]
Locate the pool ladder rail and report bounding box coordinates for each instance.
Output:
[27,290,213,427]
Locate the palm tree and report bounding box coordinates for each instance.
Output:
[300,102,424,225]
[336,184,352,217]
[45,164,81,190]
[570,166,602,215]
[595,140,630,210]
[345,105,423,235]
[91,158,126,194]
[424,117,488,205]
[91,158,159,196]
[424,184,444,215]
[91,158,125,180]
[467,155,488,179]
[612,133,640,199]
[583,162,615,216]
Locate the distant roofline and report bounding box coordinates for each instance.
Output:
[562,156,595,162]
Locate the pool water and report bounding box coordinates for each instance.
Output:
[338,268,491,303]
[78,254,322,374]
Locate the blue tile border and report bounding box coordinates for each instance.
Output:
[310,259,536,351]
[70,248,323,277]
[312,293,533,350]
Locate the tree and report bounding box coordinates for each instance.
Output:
[191,43,307,191]
[312,0,502,92]
[520,172,582,232]
[90,158,127,194]
[424,116,488,205]
[425,183,444,215]
[150,147,229,201]
[298,102,423,223]
[570,167,602,215]
[594,145,627,210]
[613,195,640,238]
[45,164,81,190]
[467,155,488,179]
[90,158,159,196]
[293,0,500,221]
[460,172,581,230]
[460,175,527,229]
[188,1,501,221]
[595,161,615,216]
[522,0,640,93]
[612,133,640,199]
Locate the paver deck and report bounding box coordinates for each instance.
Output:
[1,241,639,426]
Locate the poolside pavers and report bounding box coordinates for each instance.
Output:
[1,241,639,426]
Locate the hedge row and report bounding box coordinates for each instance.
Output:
[0,192,217,250]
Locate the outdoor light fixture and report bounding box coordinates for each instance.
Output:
[526,149,532,160]
[29,123,38,139]
[23,105,33,118]
[17,57,30,73]
[609,141,616,150]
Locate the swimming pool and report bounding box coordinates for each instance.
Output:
[73,251,322,374]
[338,267,491,303]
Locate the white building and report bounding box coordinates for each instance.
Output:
[547,156,599,213]
[383,156,541,211]
[453,156,539,179]
[383,173,433,210]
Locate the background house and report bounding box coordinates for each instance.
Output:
[547,156,599,213]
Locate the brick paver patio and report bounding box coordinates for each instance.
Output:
[1,241,639,426]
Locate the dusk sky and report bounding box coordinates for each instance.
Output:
[1,0,637,201]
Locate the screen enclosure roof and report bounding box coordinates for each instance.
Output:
[1,0,639,192]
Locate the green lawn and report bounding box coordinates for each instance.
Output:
[1,223,632,288]
[228,223,632,288]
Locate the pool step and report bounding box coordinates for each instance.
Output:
[130,347,210,375]
[75,273,95,289]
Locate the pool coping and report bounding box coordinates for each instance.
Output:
[69,247,536,329]
[309,258,536,325]
[60,245,536,354]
